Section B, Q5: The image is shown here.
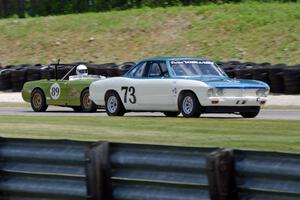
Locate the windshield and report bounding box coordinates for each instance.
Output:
[170,60,225,77]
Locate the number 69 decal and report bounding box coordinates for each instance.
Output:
[50,83,61,100]
[121,86,136,104]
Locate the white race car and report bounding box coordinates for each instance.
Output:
[90,58,269,118]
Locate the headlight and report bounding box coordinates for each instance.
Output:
[208,88,224,97]
[256,88,269,97]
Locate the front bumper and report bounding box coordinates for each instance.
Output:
[206,96,267,106]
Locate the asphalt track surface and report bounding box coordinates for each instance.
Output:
[0,107,299,120]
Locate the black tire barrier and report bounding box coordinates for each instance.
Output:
[268,67,284,93]
[259,62,272,66]
[87,63,118,77]
[41,67,55,79]
[56,65,76,79]
[0,69,12,90]
[252,67,270,86]
[112,62,136,76]
[3,65,16,69]
[234,68,253,80]
[242,62,258,68]
[1,61,300,94]
[283,68,300,94]
[219,61,300,94]
[26,65,42,81]
[11,67,27,92]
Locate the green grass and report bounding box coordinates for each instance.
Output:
[0,115,299,153]
[0,2,299,65]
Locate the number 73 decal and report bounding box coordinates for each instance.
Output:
[121,86,136,104]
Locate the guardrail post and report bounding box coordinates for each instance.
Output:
[207,149,237,200]
[86,142,112,200]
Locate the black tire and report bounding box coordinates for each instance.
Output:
[80,89,97,112]
[240,107,260,118]
[31,89,48,112]
[179,92,201,118]
[105,91,125,116]
[163,111,180,117]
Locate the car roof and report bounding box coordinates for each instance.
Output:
[139,57,210,62]
[124,57,213,76]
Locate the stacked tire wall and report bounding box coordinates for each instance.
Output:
[219,61,300,94]
[1,61,300,94]
[0,62,136,92]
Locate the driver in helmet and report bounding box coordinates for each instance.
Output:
[76,64,88,76]
[69,64,89,80]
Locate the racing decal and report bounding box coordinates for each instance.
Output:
[50,83,61,100]
[121,86,136,104]
[170,61,213,65]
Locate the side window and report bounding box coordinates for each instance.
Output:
[160,62,169,77]
[146,62,169,77]
[148,63,161,77]
[133,62,147,78]
[128,62,146,78]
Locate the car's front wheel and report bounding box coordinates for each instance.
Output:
[179,92,201,118]
[105,91,126,116]
[240,107,260,118]
[31,89,48,112]
[80,89,97,112]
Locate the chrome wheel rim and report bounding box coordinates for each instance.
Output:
[107,96,118,113]
[32,93,42,109]
[183,96,193,114]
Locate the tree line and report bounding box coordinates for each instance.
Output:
[0,0,242,18]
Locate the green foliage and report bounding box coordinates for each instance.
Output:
[0,3,299,65]
[2,0,300,18]
[141,0,182,7]
[1,0,285,18]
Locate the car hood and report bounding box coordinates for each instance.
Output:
[178,76,269,89]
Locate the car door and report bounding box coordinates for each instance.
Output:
[66,80,85,106]
[130,61,176,111]
[46,80,69,105]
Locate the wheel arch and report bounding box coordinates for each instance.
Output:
[31,87,46,100]
[178,89,202,107]
[32,87,44,93]
[104,89,126,116]
[80,86,98,112]
[105,89,121,101]
[80,87,90,98]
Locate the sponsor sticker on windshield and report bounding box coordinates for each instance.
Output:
[170,61,213,65]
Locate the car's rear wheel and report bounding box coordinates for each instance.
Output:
[179,92,201,118]
[31,89,48,112]
[163,111,180,117]
[80,89,97,112]
[240,107,260,118]
[105,91,125,116]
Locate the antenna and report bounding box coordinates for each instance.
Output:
[55,59,60,80]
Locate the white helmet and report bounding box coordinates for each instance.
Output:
[76,64,88,76]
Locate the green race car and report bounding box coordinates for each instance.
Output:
[22,64,104,112]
